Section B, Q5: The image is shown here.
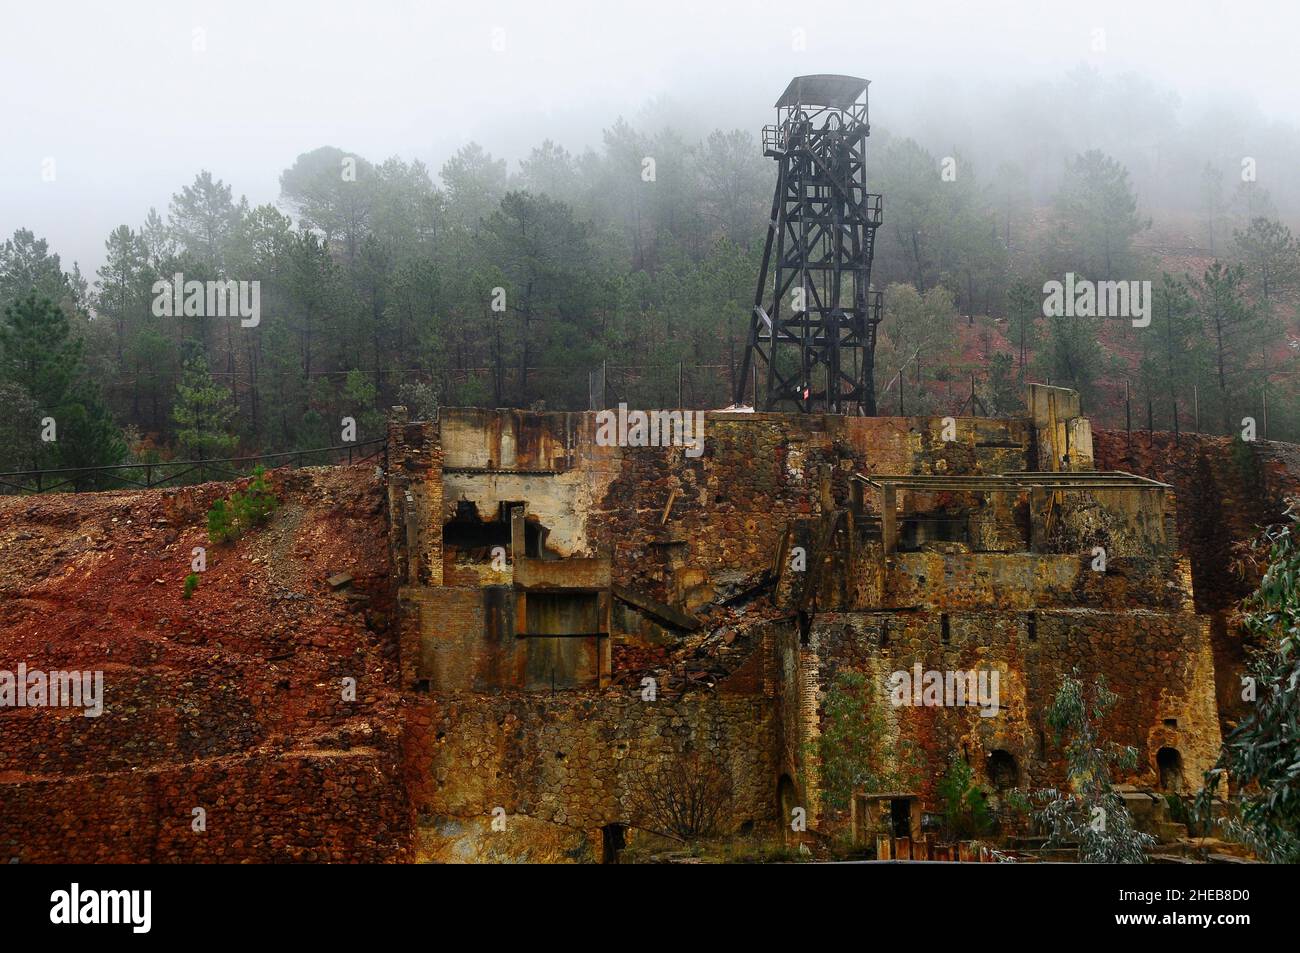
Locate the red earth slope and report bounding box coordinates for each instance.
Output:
[0,465,410,862]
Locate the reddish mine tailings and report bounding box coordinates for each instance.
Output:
[0,466,410,862]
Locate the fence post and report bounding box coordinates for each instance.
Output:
[1124,380,1131,449]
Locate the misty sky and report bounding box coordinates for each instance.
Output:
[2,0,1295,277]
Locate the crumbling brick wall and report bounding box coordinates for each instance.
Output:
[589,413,1033,610]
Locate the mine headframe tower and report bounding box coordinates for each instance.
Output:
[735,74,883,415]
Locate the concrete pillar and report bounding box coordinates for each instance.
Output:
[881,485,897,555]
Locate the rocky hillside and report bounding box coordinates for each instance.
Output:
[0,465,410,862]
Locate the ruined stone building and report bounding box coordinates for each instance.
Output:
[2,383,1297,862]
[385,383,1261,860]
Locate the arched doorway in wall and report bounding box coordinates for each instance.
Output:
[777,775,798,836]
[601,823,627,864]
[986,749,1019,791]
[1156,747,1185,793]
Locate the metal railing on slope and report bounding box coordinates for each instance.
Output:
[0,438,387,494]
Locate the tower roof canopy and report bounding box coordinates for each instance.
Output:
[775,74,869,109]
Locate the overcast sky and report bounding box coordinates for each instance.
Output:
[2,0,1295,277]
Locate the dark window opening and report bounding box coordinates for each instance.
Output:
[880,619,890,648]
[443,501,550,561]
[898,512,970,551]
[1163,718,1178,728]
[1027,612,1037,642]
[940,613,950,644]
[797,610,811,645]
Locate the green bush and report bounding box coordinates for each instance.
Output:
[206,465,278,544]
[182,573,200,599]
[937,753,994,840]
[207,499,235,544]
[815,669,921,810]
[232,465,278,528]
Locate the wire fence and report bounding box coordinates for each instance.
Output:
[4,366,1288,495]
[582,360,1287,439]
[0,439,386,495]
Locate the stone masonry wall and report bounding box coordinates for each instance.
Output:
[402,692,780,858]
[802,608,1221,824]
[1093,430,1300,738]
[588,413,1033,610]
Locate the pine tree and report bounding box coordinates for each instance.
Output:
[95,224,151,367]
[172,355,238,461]
[0,293,124,479]
[1053,150,1150,280]
[1146,274,1201,432]
[1035,314,1106,407]
[0,228,71,315]
[1189,262,1260,433]
[1233,217,1300,306]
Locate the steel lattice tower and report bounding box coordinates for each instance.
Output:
[735,75,883,415]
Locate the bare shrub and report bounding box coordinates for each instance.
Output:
[630,748,734,842]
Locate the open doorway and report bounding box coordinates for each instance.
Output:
[601,823,627,863]
[1156,747,1184,793]
[986,749,1018,791]
[889,798,911,838]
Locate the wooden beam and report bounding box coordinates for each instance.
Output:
[612,583,702,632]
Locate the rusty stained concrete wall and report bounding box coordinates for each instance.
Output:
[441,407,582,473]
[440,408,621,559]
[401,586,607,692]
[858,550,1196,613]
[1028,382,1095,471]
[1030,485,1172,557]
